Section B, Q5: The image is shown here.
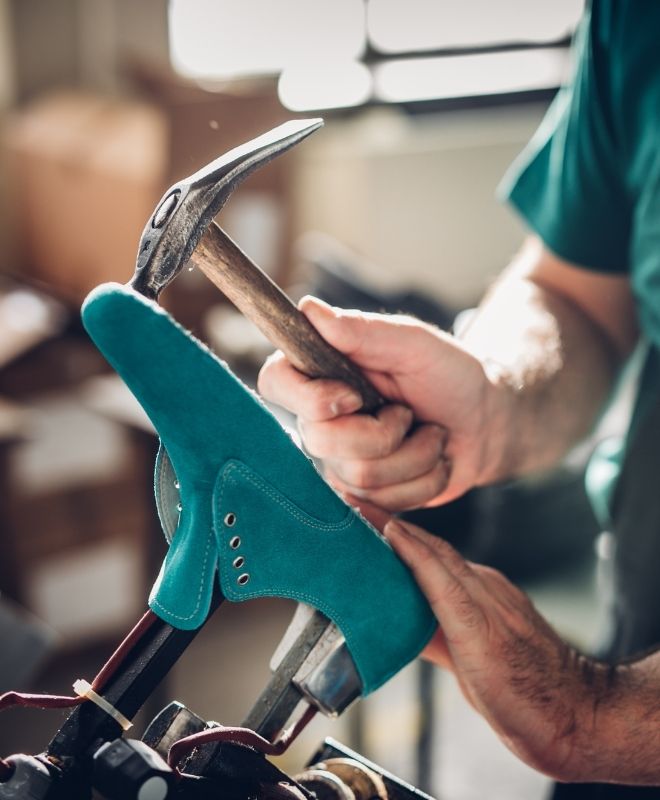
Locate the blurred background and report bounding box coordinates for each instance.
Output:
[0,1,625,797]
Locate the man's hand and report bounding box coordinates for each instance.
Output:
[258,297,504,510]
[382,517,590,779]
[381,517,660,785]
[259,241,635,512]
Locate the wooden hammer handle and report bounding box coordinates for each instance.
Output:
[190,222,385,413]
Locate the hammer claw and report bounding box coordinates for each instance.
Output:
[130,118,323,299]
[129,116,385,412]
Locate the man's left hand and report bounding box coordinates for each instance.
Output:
[382,518,612,782]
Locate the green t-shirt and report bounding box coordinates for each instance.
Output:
[500,0,660,525]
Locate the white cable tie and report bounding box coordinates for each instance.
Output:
[73,679,133,731]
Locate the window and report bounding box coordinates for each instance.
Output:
[169,0,584,111]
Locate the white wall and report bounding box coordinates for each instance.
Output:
[293,103,548,311]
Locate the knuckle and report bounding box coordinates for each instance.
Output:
[423,462,449,496]
[257,355,299,408]
[474,565,503,584]
[261,349,283,371]
[366,489,406,513]
[414,542,439,571]
[439,580,479,624]
[324,469,347,494]
[433,538,472,578]
[455,598,483,630]
[305,391,337,423]
[424,425,447,455]
[377,422,404,457]
[375,406,410,454]
[348,460,380,489]
[297,421,323,457]
[305,381,361,422]
[452,559,474,583]
[256,362,276,398]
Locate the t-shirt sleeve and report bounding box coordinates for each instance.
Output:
[499,10,631,273]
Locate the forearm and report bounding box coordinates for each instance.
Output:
[382,516,660,786]
[460,237,636,481]
[566,653,660,785]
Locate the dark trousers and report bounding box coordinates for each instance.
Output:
[551,390,660,798]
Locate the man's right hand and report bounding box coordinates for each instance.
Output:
[259,241,635,512]
[258,296,507,511]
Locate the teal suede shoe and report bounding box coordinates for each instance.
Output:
[81,283,436,696]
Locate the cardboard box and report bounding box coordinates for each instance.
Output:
[129,65,288,186]
[130,67,298,321]
[138,70,293,270]
[4,90,168,302]
[3,77,299,310]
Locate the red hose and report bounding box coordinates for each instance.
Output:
[168,704,318,775]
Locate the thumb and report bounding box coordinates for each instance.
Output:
[300,296,432,373]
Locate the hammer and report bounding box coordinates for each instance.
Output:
[130,119,384,413]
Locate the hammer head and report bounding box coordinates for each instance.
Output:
[130,118,323,299]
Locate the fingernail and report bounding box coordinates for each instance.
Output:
[300,295,335,318]
[300,294,328,308]
[331,391,363,416]
[384,519,410,540]
[390,406,413,429]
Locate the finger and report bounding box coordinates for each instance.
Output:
[300,296,434,377]
[383,520,486,639]
[300,404,414,460]
[471,564,541,636]
[344,496,393,533]
[392,519,477,580]
[327,424,447,490]
[257,350,363,421]
[325,458,450,513]
[421,627,453,670]
[331,496,455,664]
[433,437,489,506]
